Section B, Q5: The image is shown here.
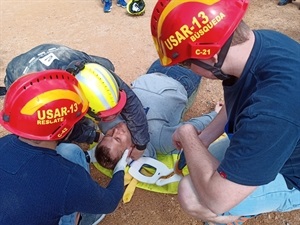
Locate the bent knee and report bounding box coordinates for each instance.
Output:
[177,176,217,221]
[178,176,197,212]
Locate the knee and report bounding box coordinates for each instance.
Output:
[56,143,85,162]
[177,177,217,222]
[56,143,89,172]
[177,177,196,213]
[146,59,165,74]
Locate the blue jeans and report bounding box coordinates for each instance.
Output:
[56,143,89,225]
[209,138,300,217]
[146,59,201,98]
[227,174,300,216]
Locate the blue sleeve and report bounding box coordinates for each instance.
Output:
[184,111,216,131]
[218,115,300,186]
[64,168,124,214]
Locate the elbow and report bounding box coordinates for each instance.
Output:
[105,195,123,213]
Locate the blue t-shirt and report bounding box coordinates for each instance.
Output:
[218,30,300,189]
[0,135,124,225]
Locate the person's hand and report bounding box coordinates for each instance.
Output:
[129,147,145,160]
[113,149,130,174]
[172,128,183,150]
[172,124,196,149]
[214,101,224,113]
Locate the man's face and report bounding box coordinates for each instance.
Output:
[100,122,133,161]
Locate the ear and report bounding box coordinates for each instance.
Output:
[212,53,219,64]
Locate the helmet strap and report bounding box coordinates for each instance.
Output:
[66,60,87,75]
[87,108,102,121]
[191,34,234,81]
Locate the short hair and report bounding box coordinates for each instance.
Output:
[231,20,251,46]
[95,144,119,170]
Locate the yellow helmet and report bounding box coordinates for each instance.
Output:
[74,63,126,121]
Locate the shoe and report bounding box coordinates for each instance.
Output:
[79,213,105,225]
[103,0,112,13]
[277,0,292,6]
[117,0,127,8]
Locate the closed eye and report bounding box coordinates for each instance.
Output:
[114,137,121,143]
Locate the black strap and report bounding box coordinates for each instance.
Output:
[0,87,7,96]
[191,34,234,81]
[87,108,101,121]
[215,34,233,69]
[66,60,87,75]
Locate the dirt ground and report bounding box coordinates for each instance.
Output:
[1,0,300,224]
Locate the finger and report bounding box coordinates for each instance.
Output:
[173,140,182,149]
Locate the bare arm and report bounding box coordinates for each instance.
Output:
[173,124,256,214]
[199,105,228,147]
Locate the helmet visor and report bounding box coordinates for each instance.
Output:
[88,90,127,121]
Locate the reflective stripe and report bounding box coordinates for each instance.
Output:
[75,63,119,112]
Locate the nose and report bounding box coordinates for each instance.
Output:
[112,126,122,137]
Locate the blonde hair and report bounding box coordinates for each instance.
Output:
[231,20,251,46]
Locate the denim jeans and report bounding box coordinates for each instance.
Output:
[56,143,89,225]
[227,173,300,216]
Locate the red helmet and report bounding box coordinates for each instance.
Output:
[151,0,249,66]
[0,70,89,140]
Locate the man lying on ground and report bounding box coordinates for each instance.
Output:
[94,59,227,169]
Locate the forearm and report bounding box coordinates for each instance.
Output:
[104,171,125,211]
[68,170,125,215]
[199,106,227,147]
[178,124,231,213]
[185,111,217,131]
[178,124,255,213]
[179,124,220,179]
[120,97,149,150]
